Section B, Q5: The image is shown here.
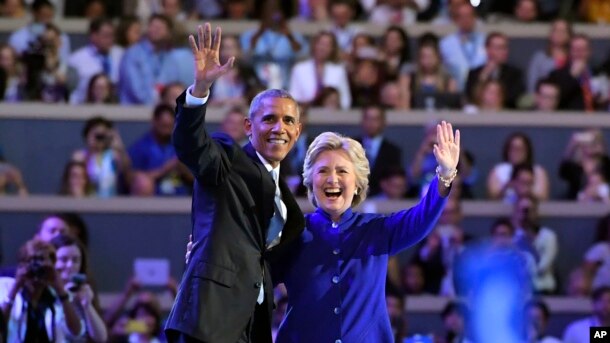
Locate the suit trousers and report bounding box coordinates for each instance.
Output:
[166,298,272,343]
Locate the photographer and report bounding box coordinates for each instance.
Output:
[71,116,131,197]
[21,23,68,102]
[51,234,107,343]
[0,238,83,342]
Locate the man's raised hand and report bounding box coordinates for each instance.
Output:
[190,23,235,98]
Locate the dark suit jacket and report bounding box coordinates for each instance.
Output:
[465,64,525,109]
[356,136,403,196]
[165,92,305,343]
[548,65,587,111]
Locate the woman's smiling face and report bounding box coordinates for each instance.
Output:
[312,149,357,221]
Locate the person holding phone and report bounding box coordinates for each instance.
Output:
[71,116,131,197]
[50,234,107,343]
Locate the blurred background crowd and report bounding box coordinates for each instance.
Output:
[1,0,610,342]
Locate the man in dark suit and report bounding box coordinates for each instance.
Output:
[165,23,305,343]
[355,105,403,196]
[548,34,601,112]
[464,31,524,109]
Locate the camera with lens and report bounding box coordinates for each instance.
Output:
[26,259,51,280]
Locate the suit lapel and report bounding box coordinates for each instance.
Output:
[243,143,276,245]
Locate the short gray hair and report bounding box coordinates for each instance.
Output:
[302,132,370,208]
[248,89,300,119]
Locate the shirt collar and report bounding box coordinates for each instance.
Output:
[255,151,280,180]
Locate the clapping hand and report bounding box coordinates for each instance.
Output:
[190,23,235,98]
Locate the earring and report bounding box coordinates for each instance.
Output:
[354,189,359,195]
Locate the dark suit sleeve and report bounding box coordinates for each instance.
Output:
[505,66,525,108]
[172,91,232,186]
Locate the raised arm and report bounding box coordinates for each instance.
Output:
[173,23,235,183]
[387,121,460,254]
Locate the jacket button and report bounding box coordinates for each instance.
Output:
[255,282,262,288]
[332,276,340,284]
[334,307,341,314]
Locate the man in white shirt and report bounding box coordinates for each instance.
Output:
[68,18,124,104]
[564,286,610,343]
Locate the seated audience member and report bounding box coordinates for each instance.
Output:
[129,104,192,196]
[386,291,407,343]
[0,150,28,196]
[525,299,561,343]
[312,86,341,109]
[487,132,550,201]
[240,1,308,89]
[219,106,248,146]
[527,19,572,94]
[85,73,117,104]
[559,129,609,199]
[512,195,558,294]
[115,16,142,49]
[438,301,470,343]
[414,198,466,295]
[105,278,176,343]
[501,163,538,204]
[51,234,107,343]
[211,34,262,106]
[533,78,560,112]
[439,3,487,92]
[0,44,24,102]
[375,166,410,200]
[347,33,377,72]
[118,14,175,104]
[567,267,591,296]
[159,0,188,21]
[159,82,185,106]
[1,0,27,18]
[0,239,84,342]
[379,81,408,110]
[466,79,505,113]
[370,0,430,25]
[377,26,412,81]
[9,0,71,61]
[578,160,610,203]
[563,286,610,343]
[355,106,403,196]
[513,0,539,22]
[68,18,123,104]
[548,34,606,111]
[72,116,131,197]
[401,262,427,295]
[402,39,457,110]
[59,161,94,197]
[327,0,361,54]
[583,214,610,292]
[349,57,383,107]
[289,31,351,109]
[465,32,524,109]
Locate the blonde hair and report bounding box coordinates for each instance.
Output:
[302,132,370,208]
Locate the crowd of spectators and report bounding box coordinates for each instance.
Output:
[0,0,610,110]
[1,0,610,342]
